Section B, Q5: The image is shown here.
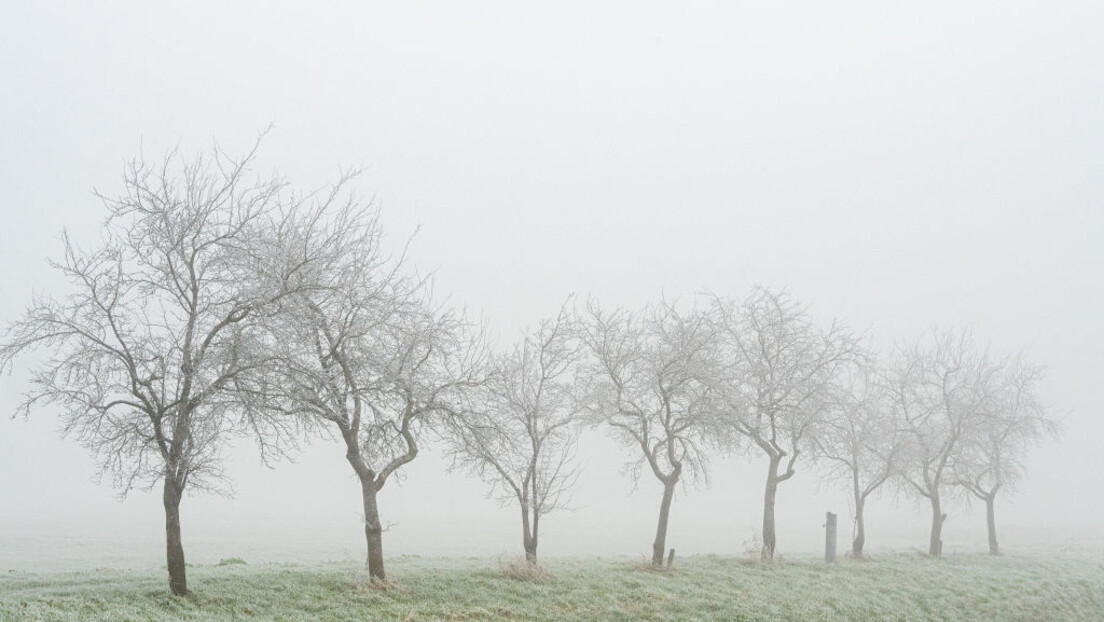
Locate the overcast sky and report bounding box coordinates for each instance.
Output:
[1,1,1102,569]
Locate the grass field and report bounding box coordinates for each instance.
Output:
[2,552,1102,621]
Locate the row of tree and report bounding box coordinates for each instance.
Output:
[478,293,1053,568]
[0,142,1055,596]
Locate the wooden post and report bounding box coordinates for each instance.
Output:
[666,548,675,569]
[825,512,837,564]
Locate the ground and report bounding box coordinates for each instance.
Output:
[2,552,1102,621]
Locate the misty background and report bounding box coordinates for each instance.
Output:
[1,2,1101,571]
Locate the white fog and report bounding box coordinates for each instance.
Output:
[0,3,1101,621]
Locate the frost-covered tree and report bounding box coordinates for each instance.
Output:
[259,197,484,582]
[0,138,315,595]
[812,359,903,557]
[578,299,716,567]
[448,304,582,564]
[708,287,859,561]
[953,356,1056,555]
[889,329,998,557]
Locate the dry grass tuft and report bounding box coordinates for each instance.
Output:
[345,569,403,593]
[499,558,555,582]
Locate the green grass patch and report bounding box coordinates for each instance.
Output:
[1,552,1101,621]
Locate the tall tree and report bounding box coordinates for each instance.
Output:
[708,286,859,560]
[812,359,903,557]
[448,304,582,564]
[260,197,484,582]
[953,356,1055,555]
[889,329,997,557]
[578,299,715,567]
[0,138,312,595]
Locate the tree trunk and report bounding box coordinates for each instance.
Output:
[852,496,866,558]
[521,505,538,564]
[652,479,676,566]
[162,478,188,596]
[928,492,943,557]
[761,453,782,561]
[986,495,999,555]
[360,476,386,581]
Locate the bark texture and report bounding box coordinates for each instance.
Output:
[928,494,944,556]
[521,505,539,563]
[761,454,782,560]
[361,477,386,581]
[986,495,1000,555]
[852,498,866,558]
[163,478,188,596]
[652,480,677,566]
[344,432,389,582]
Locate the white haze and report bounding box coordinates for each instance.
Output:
[1,1,1102,571]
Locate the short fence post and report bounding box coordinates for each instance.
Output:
[825,512,837,564]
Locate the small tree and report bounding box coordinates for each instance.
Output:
[0,138,310,595]
[260,197,484,581]
[577,299,715,567]
[812,359,903,557]
[708,286,859,560]
[889,329,997,557]
[448,304,582,564]
[953,356,1055,555]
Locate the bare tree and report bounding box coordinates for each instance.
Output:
[812,358,903,557]
[448,304,582,564]
[888,329,997,557]
[577,299,715,567]
[259,197,484,582]
[953,356,1055,555]
[708,286,859,561]
[0,138,313,595]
